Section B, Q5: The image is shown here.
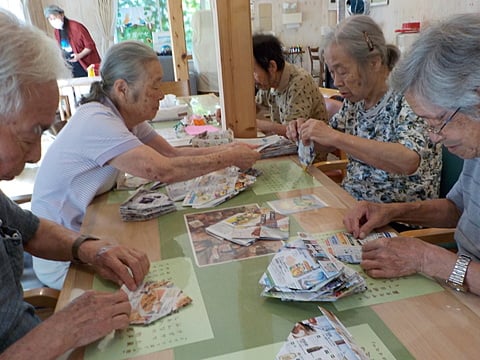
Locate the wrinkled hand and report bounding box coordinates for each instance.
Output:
[49,290,131,349]
[343,201,393,239]
[88,243,150,291]
[361,237,425,278]
[229,143,261,170]
[285,118,306,142]
[298,119,336,147]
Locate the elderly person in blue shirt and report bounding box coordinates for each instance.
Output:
[0,10,149,358]
[344,14,480,296]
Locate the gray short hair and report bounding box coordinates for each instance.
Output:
[391,13,480,117]
[81,41,159,104]
[0,9,70,118]
[324,15,400,71]
[44,4,64,18]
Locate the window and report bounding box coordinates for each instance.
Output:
[116,0,208,53]
[0,0,25,22]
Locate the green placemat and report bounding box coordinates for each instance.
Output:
[86,258,213,360]
[107,189,133,204]
[334,265,444,311]
[153,208,412,360]
[253,159,322,195]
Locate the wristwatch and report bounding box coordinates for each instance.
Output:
[72,234,99,264]
[446,254,471,292]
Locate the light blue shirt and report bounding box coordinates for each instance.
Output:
[447,157,480,261]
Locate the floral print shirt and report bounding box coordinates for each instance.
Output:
[330,90,442,203]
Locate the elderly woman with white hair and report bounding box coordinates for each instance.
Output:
[344,13,480,296]
[287,15,442,204]
[31,40,260,290]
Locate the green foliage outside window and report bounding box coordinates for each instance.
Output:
[116,0,202,52]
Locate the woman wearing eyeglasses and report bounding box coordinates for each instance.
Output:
[286,15,442,204]
[344,14,480,295]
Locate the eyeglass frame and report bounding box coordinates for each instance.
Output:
[425,107,461,135]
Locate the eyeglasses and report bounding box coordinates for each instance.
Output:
[425,107,461,135]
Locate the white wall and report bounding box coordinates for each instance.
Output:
[251,0,480,71]
[252,0,336,50]
[369,0,480,44]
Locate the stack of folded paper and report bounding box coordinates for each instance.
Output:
[119,189,176,221]
[275,306,368,360]
[205,204,289,246]
[235,135,298,158]
[292,230,397,264]
[258,136,298,159]
[181,166,257,208]
[259,238,367,301]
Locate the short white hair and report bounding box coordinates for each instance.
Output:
[391,13,480,117]
[0,9,70,117]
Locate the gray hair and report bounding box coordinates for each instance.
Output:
[0,9,70,118]
[324,15,400,71]
[81,41,159,104]
[44,4,64,18]
[391,13,480,117]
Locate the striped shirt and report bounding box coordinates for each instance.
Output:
[31,98,156,288]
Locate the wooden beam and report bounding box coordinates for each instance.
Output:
[167,0,189,81]
[211,0,257,138]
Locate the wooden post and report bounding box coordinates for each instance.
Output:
[211,0,257,138]
[167,0,189,81]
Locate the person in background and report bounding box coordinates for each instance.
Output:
[286,15,442,204]
[0,10,149,358]
[44,4,101,78]
[253,33,329,138]
[31,40,260,290]
[343,14,480,296]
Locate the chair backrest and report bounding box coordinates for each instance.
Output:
[307,46,324,86]
[440,146,464,198]
[160,80,191,97]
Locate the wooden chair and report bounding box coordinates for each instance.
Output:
[160,80,191,97]
[400,228,457,251]
[307,46,325,87]
[8,195,60,319]
[312,91,347,183]
[399,146,464,250]
[24,287,60,320]
[325,98,343,120]
[58,94,71,121]
[314,149,348,184]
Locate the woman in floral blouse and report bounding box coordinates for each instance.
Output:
[287,15,442,203]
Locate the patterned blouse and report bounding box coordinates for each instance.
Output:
[330,90,442,203]
[255,62,328,124]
